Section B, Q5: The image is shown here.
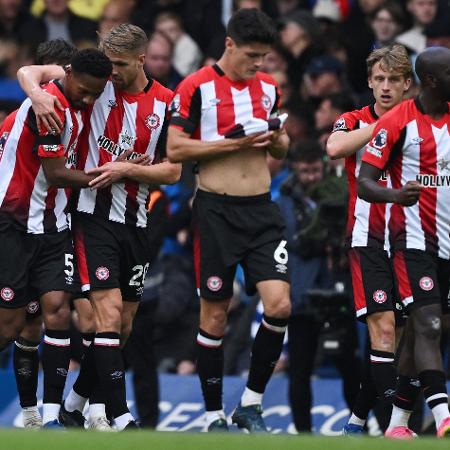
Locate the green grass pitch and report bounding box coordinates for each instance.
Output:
[0,430,448,450]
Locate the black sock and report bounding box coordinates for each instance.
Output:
[353,356,378,420]
[370,349,396,401]
[196,329,224,411]
[42,329,71,404]
[72,333,96,400]
[94,332,128,418]
[419,370,449,410]
[394,376,421,411]
[247,315,287,394]
[14,337,40,408]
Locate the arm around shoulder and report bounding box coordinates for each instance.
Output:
[17,65,65,96]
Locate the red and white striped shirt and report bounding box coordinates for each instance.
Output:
[0,81,83,234]
[332,105,389,250]
[362,98,450,259]
[169,64,280,140]
[75,79,172,228]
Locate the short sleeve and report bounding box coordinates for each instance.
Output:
[169,76,201,135]
[269,84,281,118]
[27,106,66,159]
[332,111,360,133]
[362,115,403,170]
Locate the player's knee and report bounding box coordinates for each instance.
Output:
[0,323,23,345]
[120,323,133,343]
[201,309,228,334]
[20,322,43,342]
[373,322,395,349]
[77,315,95,334]
[415,314,442,342]
[95,308,122,333]
[412,307,442,342]
[44,304,71,329]
[265,296,291,319]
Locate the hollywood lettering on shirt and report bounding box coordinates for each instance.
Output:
[416,157,450,187]
[416,174,450,187]
[97,132,142,160]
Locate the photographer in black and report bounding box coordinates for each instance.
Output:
[277,139,361,432]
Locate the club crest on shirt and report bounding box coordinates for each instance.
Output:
[145,113,160,130]
[0,131,9,163]
[371,128,388,150]
[260,94,272,112]
[333,117,347,132]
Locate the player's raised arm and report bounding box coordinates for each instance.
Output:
[327,123,376,160]
[17,64,66,133]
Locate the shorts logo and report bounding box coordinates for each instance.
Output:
[145,113,160,130]
[371,128,388,150]
[207,276,223,292]
[373,290,387,304]
[95,267,110,281]
[1,287,14,302]
[260,94,272,111]
[419,276,434,291]
[26,301,39,314]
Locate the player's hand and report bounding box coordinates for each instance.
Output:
[86,162,131,189]
[394,181,421,206]
[235,131,274,150]
[29,88,64,134]
[115,150,150,165]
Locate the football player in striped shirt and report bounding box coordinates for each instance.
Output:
[18,24,181,430]
[0,48,112,429]
[359,46,450,438]
[168,8,290,432]
[327,45,421,437]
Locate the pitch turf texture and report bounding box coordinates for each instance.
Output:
[0,430,448,450]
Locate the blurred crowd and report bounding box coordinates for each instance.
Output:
[0,0,449,432]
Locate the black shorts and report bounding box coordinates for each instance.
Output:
[349,247,400,322]
[0,227,74,309]
[392,249,450,314]
[72,212,151,301]
[192,190,290,301]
